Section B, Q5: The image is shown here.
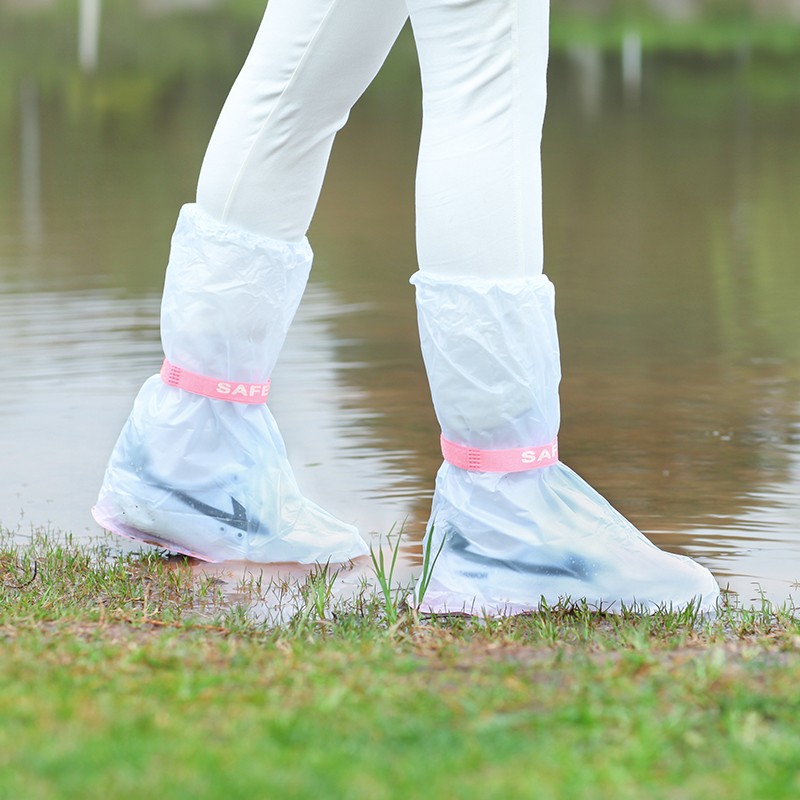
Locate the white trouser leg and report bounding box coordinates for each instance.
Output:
[407,0,548,279]
[197,0,408,241]
[408,0,719,612]
[94,1,406,562]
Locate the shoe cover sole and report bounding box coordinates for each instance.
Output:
[91,502,369,565]
[416,573,720,617]
[91,504,218,562]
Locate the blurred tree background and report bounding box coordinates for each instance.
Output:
[4,0,800,80]
[2,0,800,120]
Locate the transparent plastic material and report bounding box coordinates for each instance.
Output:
[411,272,720,614]
[93,204,367,563]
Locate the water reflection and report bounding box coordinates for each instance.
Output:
[182,547,417,628]
[0,289,160,534]
[1,41,799,606]
[19,80,43,246]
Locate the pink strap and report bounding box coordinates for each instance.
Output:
[440,434,559,473]
[160,359,271,404]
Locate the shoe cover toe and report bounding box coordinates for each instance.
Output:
[416,462,720,615]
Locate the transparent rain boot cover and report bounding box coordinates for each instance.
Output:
[411,272,719,614]
[93,204,367,563]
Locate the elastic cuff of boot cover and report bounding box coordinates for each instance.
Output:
[160,359,271,404]
[440,435,558,472]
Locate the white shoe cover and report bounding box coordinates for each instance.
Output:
[93,204,367,563]
[411,272,720,614]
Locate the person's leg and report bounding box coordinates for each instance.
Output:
[408,0,547,279]
[406,0,719,613]
[197,0,408,241]
[93,0,408,562]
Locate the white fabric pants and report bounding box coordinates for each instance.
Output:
[196,0,550,279]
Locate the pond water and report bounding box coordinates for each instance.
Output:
[1,36,799,607]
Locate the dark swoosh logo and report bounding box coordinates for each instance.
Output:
[449,531,590,579]
[173,491,249,532]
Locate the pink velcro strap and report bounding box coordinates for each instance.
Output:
[440,435,559,473]
[160,359,270,404]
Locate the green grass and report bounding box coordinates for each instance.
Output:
[1,530,800,798]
